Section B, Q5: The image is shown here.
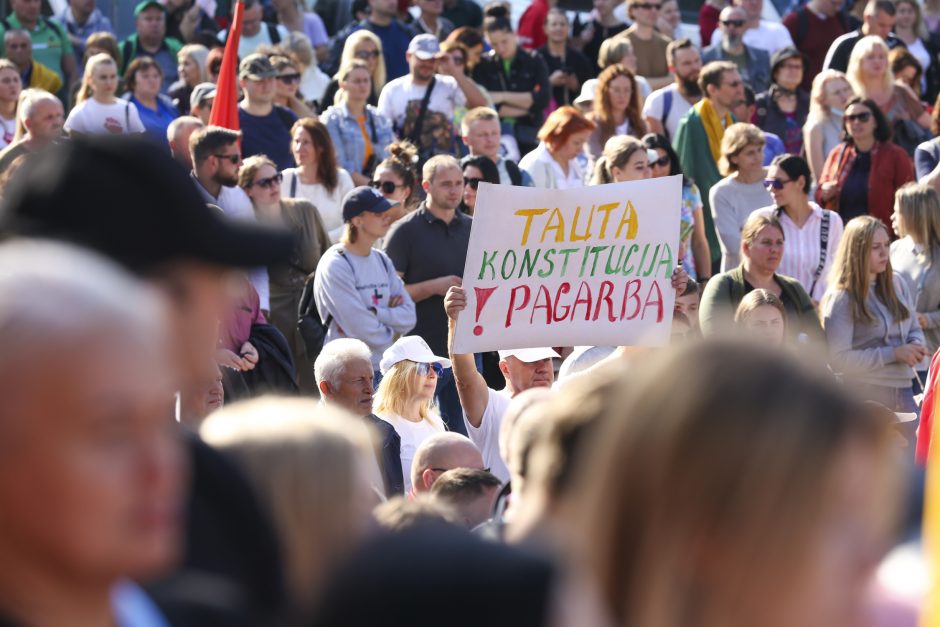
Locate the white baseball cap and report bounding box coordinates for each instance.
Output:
[497,347,560,363]
[573,78,598,105]
[380,336,452,375]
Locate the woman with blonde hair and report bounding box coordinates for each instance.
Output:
[200,397,379,623]
[574,341,902,627]
[590,134,649,185]
[65,53,144,136]
[596,37,651,102]
[320,30,386,109]
[271,54,316,119]
[846,35,930,130]
[709,123,771,271]
[374,336,450,494]
[734,288,788,347]
[169,43,209,115]
[585,64,646,160]
[822,215,926,414]
[520,106,596,189]
[890,183,940,375]
[804,70,854,181]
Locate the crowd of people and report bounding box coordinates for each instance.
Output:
[0,0,939,625]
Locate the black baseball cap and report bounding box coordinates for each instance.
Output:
[0,135,295,275]
[342,185,395,222]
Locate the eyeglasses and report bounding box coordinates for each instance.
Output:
[763,177,792,190]
[633,2,661,9]
[355,50,381,60]
[213,153,241,165]
[416,362,445,378]
[248,173,283,189]
[845,111,872,123]
[651,155,670,168]
[277,73,301,84]
[371,180,405,194]
[464,176,483,190]
[720,18,745,26]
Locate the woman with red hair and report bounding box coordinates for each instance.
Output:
[519,105,597,189]
[586,64,647,160]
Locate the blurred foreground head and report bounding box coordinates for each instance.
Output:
[571,341,902,627]
[0,241,184,611]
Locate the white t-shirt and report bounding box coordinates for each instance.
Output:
[64,98,145,135]
[218,24,290,59]
[377,74,466,131]
[0,113,15,149]
[642,83,693,140]
[281,167,354,242]
[378,411,446,493]
[710,20,795,56]
[464,388,511,483]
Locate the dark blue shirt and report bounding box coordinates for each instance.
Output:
[130,95,178,148]
[239,105,298,171]
[370,21,412,80]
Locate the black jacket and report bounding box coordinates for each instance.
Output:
[365,413,405,496]
[223,323,299,403]
[754,85,811,152]
[472,49,551,132]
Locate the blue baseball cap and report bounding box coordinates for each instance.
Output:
[342,186,395,222]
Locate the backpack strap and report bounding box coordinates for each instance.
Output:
[0,17,10,31]
[289,170,298,198]
[661,89,673,140]
[125,101,130,131]
[809,209,831,296]
[408,76,435,146]
[121,39,133,70]
[267,22,282,45]
[795,6,809,47]
[505,158,522,185]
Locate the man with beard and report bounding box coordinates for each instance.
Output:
[702,6,771,95]
[642,38,703,141]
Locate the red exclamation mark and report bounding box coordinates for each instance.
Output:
[473,286,497,336]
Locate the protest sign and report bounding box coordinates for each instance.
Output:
[453,176,682,354]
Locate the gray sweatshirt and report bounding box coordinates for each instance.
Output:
[709,175,773,272]
[821,275,925,388]
[313,244,416,369]
[890,238,940,356]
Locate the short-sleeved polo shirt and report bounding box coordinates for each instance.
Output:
[0,14,72,82]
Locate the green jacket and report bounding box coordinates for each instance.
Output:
[699,266,823,341]
[119,34,183,74]
[673,107,723,265]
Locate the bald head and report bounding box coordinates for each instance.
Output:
[411,433,484,494]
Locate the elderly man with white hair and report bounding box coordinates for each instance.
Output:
[410,432,486,495]
[0,240,183,626]
[315,337,405,496]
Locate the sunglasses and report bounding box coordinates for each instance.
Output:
[277,73,301,84]
[416,362,445,377]
[464,176,483,190]
[721,18,745,26]
[651,155,670,168]
[634,2,661,8]
[763,178,791,190]
[355,50,381,60]
[371,180,405,194]
[213,153,241,165]
[845,111,872,123]
[249,173,283,189]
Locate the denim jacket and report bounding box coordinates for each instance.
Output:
[321,102,395,177]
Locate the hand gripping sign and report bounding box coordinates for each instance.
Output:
[453,176,682,354]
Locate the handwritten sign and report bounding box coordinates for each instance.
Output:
[453,176,682,353]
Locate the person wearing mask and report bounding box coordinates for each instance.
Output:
[519,105,596,189]
[803,69,855,181]
[473,15,551,156]
[217,0,290,59]
[271,55,316,119]
[824,0,902,73]
[702,5,771,95]
[709,0,795,55]
[0,88,63,173]
[371,141,421,221]
[783,0,853,91]
[460,106,532,186]
[674,60,744,273]
[573,0,629,75]
[643,38,703,141]
[816,97,914,231]
[645,133,712,280]
[383,155,472,435]
[239,155,332,393]
[65,53,145,136]
[822,215,927,415]
[238,53,299,171]
[751,154,845,303]
[119,1,182,94]
[312,186,416,373]
[538,9,592,110]
[621,0,672,90]
[754,47,811,155]
[734,288,789,347]
[710,123,772,271]
[321,30,386,110]
[124,56,179,146]
[459,154,500,215]
[890,183,940,381]
[700,213,820,340]
[326,0,416,80]
[586,64,646,160]
[322,60,396,187]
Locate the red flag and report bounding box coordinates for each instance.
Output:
[209,0,243,131]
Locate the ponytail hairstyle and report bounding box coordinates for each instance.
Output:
[375,141,420,211]
[591,135,645,185]
[78,53,118,104]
